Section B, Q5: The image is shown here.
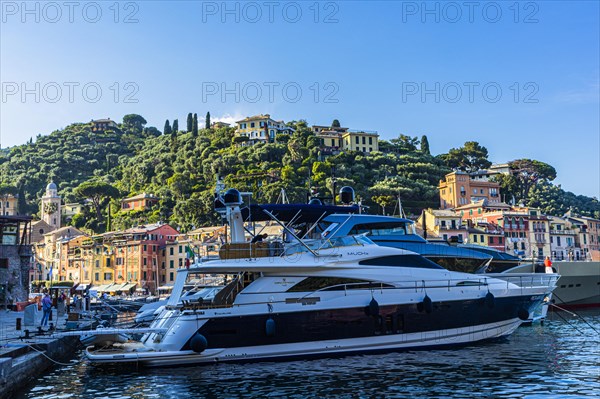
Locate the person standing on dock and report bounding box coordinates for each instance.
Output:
[40,292,52,327]
[544,256,553,274]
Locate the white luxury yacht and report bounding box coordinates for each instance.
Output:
[84,189,558,367]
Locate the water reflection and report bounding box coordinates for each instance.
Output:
[16,310,600,399]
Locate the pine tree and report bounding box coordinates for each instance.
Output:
[205,112,211,129]
[187,113,193,132]
[421,135,430,155]
[192,113,198,137]
[332,119,341,128]
[164,120,172,136]
[173,119,179,135]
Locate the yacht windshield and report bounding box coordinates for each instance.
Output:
[350,222,409,236]
[284,235,374,255]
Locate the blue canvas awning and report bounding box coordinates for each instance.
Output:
[241,203,359,224]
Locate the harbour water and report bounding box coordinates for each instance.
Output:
[14,310,600,398]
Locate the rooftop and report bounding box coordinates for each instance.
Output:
[236,114,275,123]
[342,130,379,136]
[428,209,460,217]
[122,223,174,234]
[454,200,511,211]
[43,226,85,239]
[122,193,159,202]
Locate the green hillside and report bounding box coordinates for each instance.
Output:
[0,115,597,233]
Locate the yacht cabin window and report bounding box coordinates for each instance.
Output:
[349,222,408,236]
[287,277,394,292]
[284,235,373,256]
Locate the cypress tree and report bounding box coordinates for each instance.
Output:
[421,135,430,155]
[192,113,198,137]
[173,119,179,134]
[17,184,27,215]
[187,113,193,132]
[205,112,211,129]
[164,120,172,136]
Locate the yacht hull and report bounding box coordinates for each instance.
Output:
[505,262,600,307]
[86,318,521,367]
[86,291,541,367]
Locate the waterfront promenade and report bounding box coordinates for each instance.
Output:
[0,309,79,399]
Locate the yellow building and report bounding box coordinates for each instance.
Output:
[0,194,19,216]
[235,114,294,144]
[466,223,505,250]
[161,239,190,286]
[64,235,91,284]
[527,209,551,261]
[31,226,86,284]
[62,202,86,223]
[417,209,466,242]
[311,125,379,155]
[341,131,379,153]
[82,233,117,286]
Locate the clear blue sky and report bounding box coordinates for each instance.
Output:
[1,1,598,197]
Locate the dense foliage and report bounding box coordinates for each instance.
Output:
[0,115,597,233]
[0,118,156,217]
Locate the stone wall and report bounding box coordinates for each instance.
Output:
[0,245,32,304]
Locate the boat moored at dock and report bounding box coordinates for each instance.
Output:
[84,189,558,367]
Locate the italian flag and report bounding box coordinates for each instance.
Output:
[185,245,195,268]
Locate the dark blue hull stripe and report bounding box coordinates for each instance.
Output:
[186,295,541,350]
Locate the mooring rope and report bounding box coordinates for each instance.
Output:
[548,309,586,335]
[550,293,599,334]
[23,343,79,366]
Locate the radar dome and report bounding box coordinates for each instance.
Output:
[223,189,242,205]
[339,186,355,204]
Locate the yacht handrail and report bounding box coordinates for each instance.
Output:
[283,235,372,257]
[262,209,319,256]
[300,211,328,240]
[162,274,558,314]
[319,214,356,249]
[288,274,559,301]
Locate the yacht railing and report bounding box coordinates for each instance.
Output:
[169,274,559,313]
[290,274,560,301]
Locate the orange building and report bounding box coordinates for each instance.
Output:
[109,223,179,294]
[439,171,501,209]
[121,193,160,212]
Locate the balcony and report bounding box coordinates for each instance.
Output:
[439,225,464,231]
[550,229,576,235]
[506,224,525,230]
